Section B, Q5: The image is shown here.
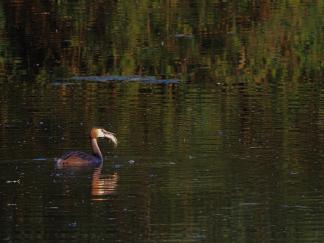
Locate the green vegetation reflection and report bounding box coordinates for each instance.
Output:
[0,0,322,84]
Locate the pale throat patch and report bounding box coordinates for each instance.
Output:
[97,129,105,138]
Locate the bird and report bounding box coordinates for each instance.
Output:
[56,127,117,168]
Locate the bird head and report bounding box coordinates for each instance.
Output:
[91,128,118,147]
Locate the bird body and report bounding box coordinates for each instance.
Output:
[57,151,102,167]
[56,128,117,168]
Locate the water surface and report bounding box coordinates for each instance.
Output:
[0,1,323,242]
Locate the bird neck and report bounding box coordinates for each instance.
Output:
[91,138,103,160]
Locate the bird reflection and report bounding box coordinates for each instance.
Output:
[56,163,119,200]
[91,166,119,200]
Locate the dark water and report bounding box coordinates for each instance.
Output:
[0,1,324,242]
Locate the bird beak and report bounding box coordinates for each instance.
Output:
[103,130,118,147]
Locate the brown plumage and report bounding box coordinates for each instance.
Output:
[56,128,117,168]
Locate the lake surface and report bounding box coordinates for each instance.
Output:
[0,1,323,242]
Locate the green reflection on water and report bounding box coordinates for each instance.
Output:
[0,1,323,242]
[0,1,322,84]
[0,80,323,242]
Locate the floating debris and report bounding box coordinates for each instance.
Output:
[68,222,77,228]
[7,203,17,206]
[46,206,59,209]
[54,75,181,85]
[239,202,260,206]
[128,160,135,165]
[113,164,122,169]
[175,33,194,39]
[6,179,20,184]
[33,157,47,161]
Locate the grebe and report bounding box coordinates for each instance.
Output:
[56,128,117,168]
